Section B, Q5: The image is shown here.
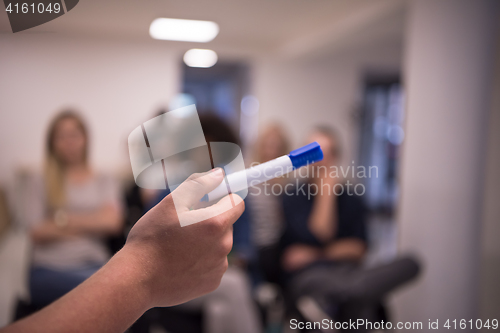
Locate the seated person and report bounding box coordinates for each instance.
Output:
[4,168,246,333]
[280,126,419,327]
[144,112,261,333]
[24,111,123,308]
[247,123,291,284]
[280,126,366,291]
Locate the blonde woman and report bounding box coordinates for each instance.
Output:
[25,111,123,307]
[248,123,290,283]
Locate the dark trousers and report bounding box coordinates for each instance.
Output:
[287,256,420,332]
[29,264,102,307]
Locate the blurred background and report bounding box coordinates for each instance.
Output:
[0,0,499,332]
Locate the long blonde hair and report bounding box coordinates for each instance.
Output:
[44,111,88,210]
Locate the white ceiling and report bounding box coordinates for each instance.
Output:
[0,0,406,58]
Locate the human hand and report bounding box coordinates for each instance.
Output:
[121,168,244,308]
[1,169,244,333]
[282,244,322,272]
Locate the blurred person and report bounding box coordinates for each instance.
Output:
[281,127,366,273]
[24,111,123,308]
[279,126,419,330]
[199,113,254,267]
[2,169,246,333]
[248,123,290,284]
[119,109,171,249]
[145,112,261,333]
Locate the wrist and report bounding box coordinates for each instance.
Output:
[324,242,343,260]
[107,247,154,311]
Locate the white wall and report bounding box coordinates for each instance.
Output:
[479,20,500,322]
[253,42,403,167]
[0,31,405,326]
[0,35,181,183]
[0,33,403,182]
[0,35,181,325]
[393,0,498,328]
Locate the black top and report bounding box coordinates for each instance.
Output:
[280,184,367,249]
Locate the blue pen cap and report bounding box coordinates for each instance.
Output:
[288,142,324,169]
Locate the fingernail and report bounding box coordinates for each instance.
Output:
[211,167,224,177]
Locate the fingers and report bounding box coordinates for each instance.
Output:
[220,228,234,256]
[163,169,245,228]
[170,168,225,210]
[205,194,244,227]
[211,194,245,225]
[185,194,245,229]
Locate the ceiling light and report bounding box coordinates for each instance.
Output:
[149,18,219,42]
[183,49,218,68]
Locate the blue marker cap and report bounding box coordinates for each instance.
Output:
[288,142,324,169]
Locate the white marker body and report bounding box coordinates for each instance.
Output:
[207,155,294,202]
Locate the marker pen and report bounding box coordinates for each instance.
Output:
[202,141,323,202]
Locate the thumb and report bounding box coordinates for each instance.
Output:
[170,168,225,210]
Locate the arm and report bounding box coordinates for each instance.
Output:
[307,177,338,243]
[3,169,244,333]
[30,220,78,244]
[282,238,366,272]
[66,175,124,236]
[66,204,122,236]
[323,194,367,262]
[281,238,366,272]
[30,204,122,244]
[323,238,366,262]
[26,175,76,244]
[281,178,338,272]
[3,250,149,333]
[282,243,322,272]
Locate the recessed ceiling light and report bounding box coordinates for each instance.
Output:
[149,18,219,42]
[183,49,218,68]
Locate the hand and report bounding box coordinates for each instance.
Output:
[282,244,322,272]
[1,168,245,333]
[31,220,80,244]
[324,239,366,262]
[122,168,244,308]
